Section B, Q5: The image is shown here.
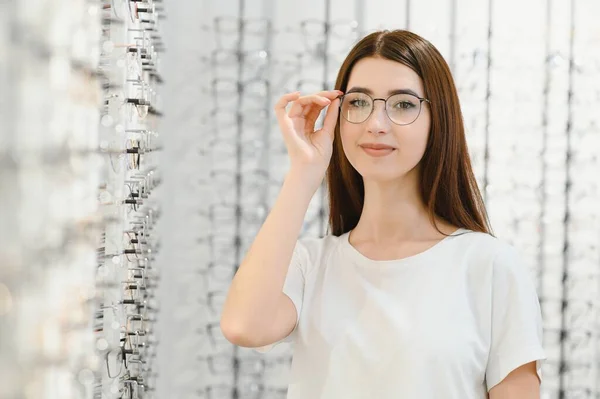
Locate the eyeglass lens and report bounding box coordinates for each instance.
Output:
[340,92,424,125]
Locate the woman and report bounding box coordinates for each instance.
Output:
[221,29,546,399]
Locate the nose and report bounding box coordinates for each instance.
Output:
[365,98,390,134]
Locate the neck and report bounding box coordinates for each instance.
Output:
[351,169,447,243]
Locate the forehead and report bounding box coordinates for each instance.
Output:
[347,57,424,95]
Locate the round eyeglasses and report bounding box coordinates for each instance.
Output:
[339,92,430,126]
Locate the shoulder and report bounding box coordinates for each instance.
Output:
[295,233,346,276]
[450,230,533,281]
[455,231,536,290]
[453,230,520,262]
[468,232,528,272]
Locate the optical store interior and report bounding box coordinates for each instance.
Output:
[0,0,599,398]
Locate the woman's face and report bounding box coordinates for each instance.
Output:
[339,56,431,183]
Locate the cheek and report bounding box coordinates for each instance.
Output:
[399,126,428,153]
[397,122,430,164]
[420,108,432,136]
[339,123,360,151]
[405,109,431,146]
[339,125,364,169]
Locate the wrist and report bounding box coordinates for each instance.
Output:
[285,167,323,195]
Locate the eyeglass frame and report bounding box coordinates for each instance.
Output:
[337,91,431,126]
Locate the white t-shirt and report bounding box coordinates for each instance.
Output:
[255,227,546,399]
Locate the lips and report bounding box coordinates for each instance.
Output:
[360,143,395,150]
[360,144,395,157]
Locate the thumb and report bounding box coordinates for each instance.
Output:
[320,97,340,140]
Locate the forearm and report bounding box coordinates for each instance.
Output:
[220,169,317,333]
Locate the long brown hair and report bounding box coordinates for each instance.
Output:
[326,29,493,237]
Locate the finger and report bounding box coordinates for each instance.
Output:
[287,96,327,119]
[274,91,301,116]
[311,91,343,116]
[274,92,301,137]
[289,95,332,118]
[313,90,344,100]
[286,89,342,119]
[295,94,333,106]
[304,101,328,130]
[305,94,341,133]
[321,97,341,137]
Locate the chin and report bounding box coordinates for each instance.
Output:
[354,166,402,183]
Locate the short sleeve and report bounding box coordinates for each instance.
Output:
[485,244,547,391]
[253,239,308,353]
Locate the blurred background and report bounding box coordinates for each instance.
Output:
[0,0,598,398]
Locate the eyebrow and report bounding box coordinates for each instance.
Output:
[346,86,422,98]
